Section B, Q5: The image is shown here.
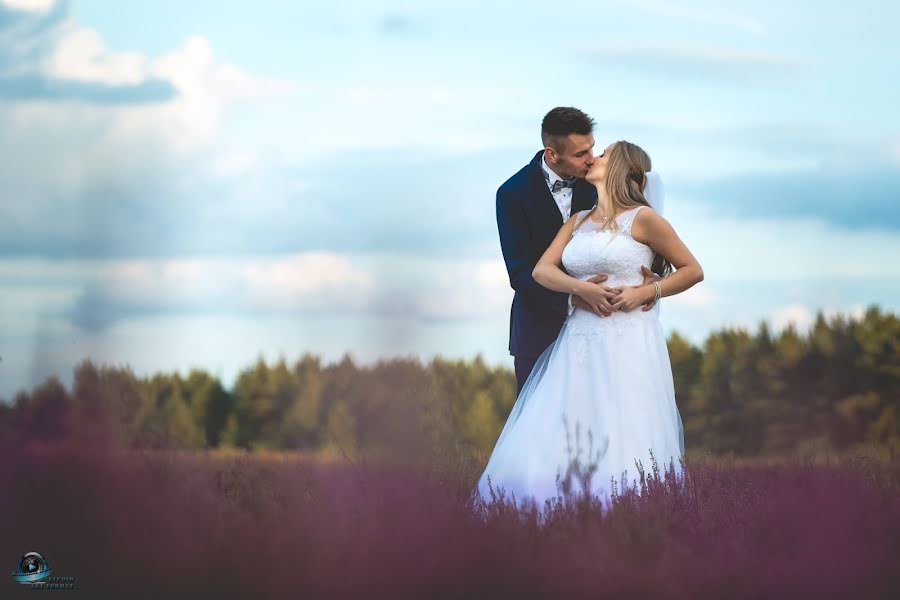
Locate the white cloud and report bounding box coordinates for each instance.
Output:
[244,253,378,313]
[413,258,511,320]
[0,7,305,255]
[1,4,300,156]
[148,35,301,151]
[45,27,149,85]
[1,253,511,331]
[2,0,54,11]
[825,304,866,322]
[67,253,378,327]
[0,250,893,401]
[0,251,518,332]
[769,302,868,333]
[770,303,814,332]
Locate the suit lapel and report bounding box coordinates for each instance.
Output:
[529,151,564,227]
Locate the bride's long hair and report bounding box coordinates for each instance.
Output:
[577,141,673,277]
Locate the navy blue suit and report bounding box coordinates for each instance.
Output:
[497,150,598,392]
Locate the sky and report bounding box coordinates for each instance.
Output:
[1,0,898,400]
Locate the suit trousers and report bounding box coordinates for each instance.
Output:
[514,355,539,397]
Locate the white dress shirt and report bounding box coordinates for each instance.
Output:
[540,153,578,315]
[541,153,573,220]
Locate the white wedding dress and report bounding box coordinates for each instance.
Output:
[476,205,685,514]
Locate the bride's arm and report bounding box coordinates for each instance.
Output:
[533,217,618,314]
[613,209,703,311]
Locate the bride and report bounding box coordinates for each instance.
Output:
[475,140,704,515]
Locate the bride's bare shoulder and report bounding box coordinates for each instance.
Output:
[631,205,673,242]
[634,205,666,224]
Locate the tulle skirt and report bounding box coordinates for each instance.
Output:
[475,306,685,514]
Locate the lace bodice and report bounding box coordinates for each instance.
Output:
[563,206,653,286]
[561,205,659,355]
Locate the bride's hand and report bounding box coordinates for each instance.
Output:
[573,274,618,317]
[610,284,654,312]
[576,281,619,315]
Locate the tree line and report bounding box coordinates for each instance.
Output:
[1,306,896,463]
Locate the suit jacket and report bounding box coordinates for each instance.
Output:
[497,150,598,358]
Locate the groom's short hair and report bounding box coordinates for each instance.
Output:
[541,107,595,150]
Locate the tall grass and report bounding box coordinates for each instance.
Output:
[1,409,898,599]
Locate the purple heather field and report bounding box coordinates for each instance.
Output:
[1,410,898,599]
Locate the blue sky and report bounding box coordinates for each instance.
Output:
[1,0,898,399]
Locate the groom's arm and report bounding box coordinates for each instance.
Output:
[496,186,568,316]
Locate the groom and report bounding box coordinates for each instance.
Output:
[496,107,656,393]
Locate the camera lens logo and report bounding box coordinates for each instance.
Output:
[12,551,53,585]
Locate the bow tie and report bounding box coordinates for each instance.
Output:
[549,177,577,193]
